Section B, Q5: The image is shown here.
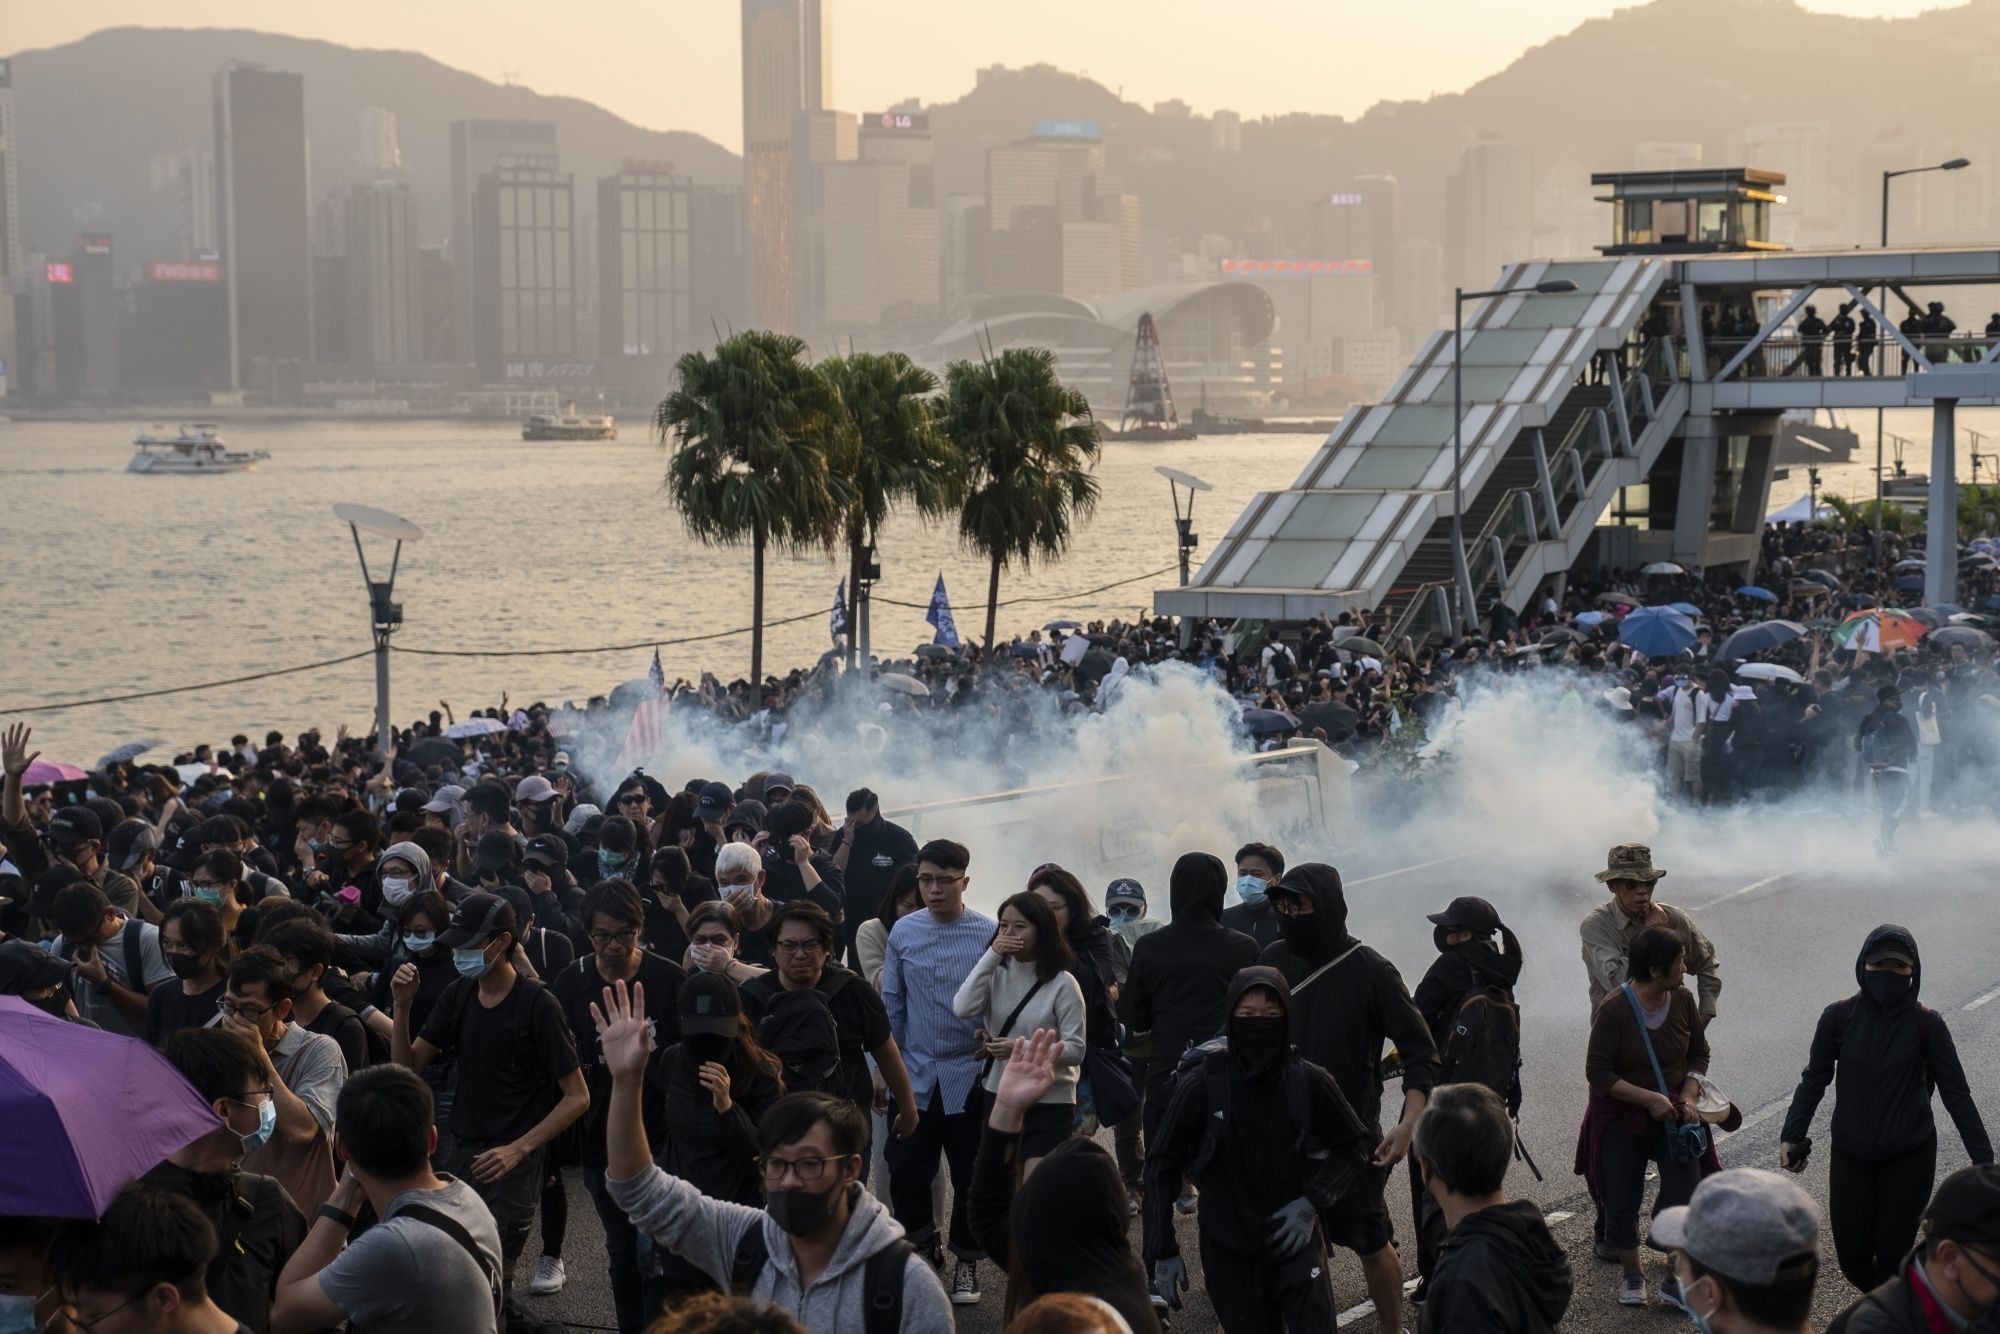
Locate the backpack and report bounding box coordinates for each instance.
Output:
[431,975,556,1089]
[730,1224,911,1334]
[58,918,147,991]
[1831,994,1936,1070]
[755,985,845,1096]
[1268,644,1296,681]
[1439,984,1523,1114]
[1172,1037,1317,1180]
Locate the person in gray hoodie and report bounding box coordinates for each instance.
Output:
[593,977,952,1333]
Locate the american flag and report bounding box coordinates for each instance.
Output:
[616,650,671,769]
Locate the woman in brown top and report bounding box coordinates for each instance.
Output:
[1583,925,1710,1309]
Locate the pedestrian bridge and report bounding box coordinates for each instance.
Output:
[1154,244,2000,638]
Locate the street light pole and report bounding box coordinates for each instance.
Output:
[334,504,424,764]
[1451,277,1578,637]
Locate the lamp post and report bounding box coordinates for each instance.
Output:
[1876,157,1970,549]
[333,504,424,764]
[1154,465,1213,587]
[1452,277,1578,636]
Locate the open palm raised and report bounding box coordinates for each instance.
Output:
[993,1027,1061,1113]
[590,979,653,1080]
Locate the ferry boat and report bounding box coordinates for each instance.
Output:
[128,425,271,474]
[521,405,618,441]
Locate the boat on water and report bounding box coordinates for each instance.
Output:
[1190,407,1342,436]
[1774,408,1859,466]
[522,405,617,441]
[127,425,270,474]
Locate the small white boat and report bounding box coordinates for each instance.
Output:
[128,424,270,474]
[522,405,617,441]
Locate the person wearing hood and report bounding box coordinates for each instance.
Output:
[1409,897,1525,1293]
[1118,852,1261,1152]
[597,980,954,1332]
[968,1029,1161,1333]
[1220,841,1285,951]
[1259,861,1439,1331]
[1780,925,1992,1291]
[332,841,438,971]
[1142,965,1372,1330]
[1413,1083,1571,1333]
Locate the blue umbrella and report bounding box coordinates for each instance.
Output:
[1668,602,1703,617]
[1574,611,1608,628]
[1618,606,1699,658]
[1893,576,1925,593]
[1737,586,1778,603]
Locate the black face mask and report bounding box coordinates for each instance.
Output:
[1863,972,1913,1007]
[766,1179,849,1237]
[1232,1016,1289,1073]
[684,1033,732,1066]
[1279,912,1322,956]
[1433,925,1458,954]
[168,952,210,981]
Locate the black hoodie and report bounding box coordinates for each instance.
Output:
[1259,863,1439,1132]
[1413,936,1523,1048]
[1120,852,1261,1080]
[1143,964,1370,1263]
[1781,924,1992,1164]
[1417,1198,1573,1334]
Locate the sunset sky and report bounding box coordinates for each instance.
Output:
[10,0,1954,150]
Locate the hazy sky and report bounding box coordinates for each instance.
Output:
[12,0,1955,151]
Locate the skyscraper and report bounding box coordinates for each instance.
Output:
[822,159,937,328]
[149,148,218,260]
[344,181,422,364]
[741,0,831,331]
[599,163,691,379]
[1446,139,1533,293]
[450,119,559,363]
[356,107,403,172]
[690,184,748,336]
[213,62,313,387]
[472,158,576,381]
[0,57,21,398]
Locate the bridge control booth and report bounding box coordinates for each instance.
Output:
[1157,165,2000,638]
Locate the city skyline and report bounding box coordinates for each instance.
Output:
[7,0,1953,154]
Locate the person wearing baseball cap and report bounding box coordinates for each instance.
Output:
[391,890,585,1320]
[1829,1169,2000,1333]
[1654,1168,1822,1332]
[1101,876,1162,1205]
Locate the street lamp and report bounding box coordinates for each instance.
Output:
[1452,277,1578,635]
[1154,465,1213,587]
[333,503,424,764]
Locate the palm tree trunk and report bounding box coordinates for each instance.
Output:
[752,523,766,688]
[984,551,1002,655]
[846,523,864,671]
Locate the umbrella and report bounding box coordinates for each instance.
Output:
[876,673,931,697]
[1593,592,1639,608]
[405,736,464,769]
[1640,561,1685,576]
[1736,662,1805,684]
[1339,636,1385,658]
[1009,642,1043,658]
[1298,701,1358,736]
[1540,626,1586,644]
[1832,609,1928,653]
[1909,607,1950,630]
[1714,619,1808,662]
[95,739,166,768]
[1667,602,1704,617]
[0,996,221,1217]
[1928,625,1994,653]
[1240,707,1301,736]
[21,760,87,786]
[1078,649,1116,680]
[1893,558,1926,573]
[1574,611,1609,628]
[1844,593,1878,610]
[914,644,956,661]
[1736,585,1778,603]
[1787,580,1827,598]
[1892,576,1926,592]
[1043,620,1082,632]
[1617,606,1699,658]
[444,717,508,738]
[1802,570,1843,590]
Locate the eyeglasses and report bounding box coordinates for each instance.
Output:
[588,928,640,946]
[916,873,963,889]
[217,996,275,1020]
[1271,896,1312,918]
[757,1152,854,1184]
[67,1286,149,1330]
[773,939,824,955]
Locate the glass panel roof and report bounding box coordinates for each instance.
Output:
[1243,539,1352,589]
[1369,404,1455,446]
[1421,366,1521,403]
[1459,329,1547,366]
[1273,492,1381,542]
[1342,448,1442,488]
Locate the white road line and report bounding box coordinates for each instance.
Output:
[1964,982,2000,1011]
[1544,1210,1574,1225]
[1713,1092,1795,1142]
[1692,870,1793,911]
[1335,1278,1422,1327]
[1347,851,1482,886]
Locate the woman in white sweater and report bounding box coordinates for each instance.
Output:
[952,890,1087,1172]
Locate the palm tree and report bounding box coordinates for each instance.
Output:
[942,347,1102,654]
[657,331,850,686]
[819,352,961,666]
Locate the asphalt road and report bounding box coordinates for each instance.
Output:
[526,799,2000,1332]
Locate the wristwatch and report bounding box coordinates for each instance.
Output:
[318,1203,359,1232]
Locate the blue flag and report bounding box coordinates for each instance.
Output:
[927,573,961,648]
[830,579,848,646]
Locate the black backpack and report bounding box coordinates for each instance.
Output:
[731,1223,911,1334]
[1172,1036,1317,1179]
[1269,644,1296,681]
[1439,984,1523,1114]
[755,985,845,1096]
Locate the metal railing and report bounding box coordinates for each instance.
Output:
[1699,334,1999,381]
[1388,580,1454,648]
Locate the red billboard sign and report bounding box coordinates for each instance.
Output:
[148,260,222,283]
[45,262,73,284]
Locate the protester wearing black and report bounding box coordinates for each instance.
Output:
[1828,1164,2000,1333]
[1413,1083,1571,1334]
[1857,685,1918,854]
[1118,852,1261,1149]
[1260,861,1440,1330]
[829,788,917,964]
[262,916,371,1072]
[759,799,847,923]
[1143,965,1371,1331]
[641,846,715,966]
[1781,925,1992,1291]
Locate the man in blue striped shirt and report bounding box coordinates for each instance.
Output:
[880,837,997,1306]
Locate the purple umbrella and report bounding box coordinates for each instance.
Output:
[20,760,87,786]
[0,996,220,1218]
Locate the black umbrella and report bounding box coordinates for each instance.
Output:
[1714,619,1808,663]
[1929,625,1993,653]
[1844,593,1877,610]
[914,644,956,661]
[1802,569,1843,591]
[405,737,464,769]
[1298,701,1358,736]
[1077,649,1116,682]
[1241,707,1301,736]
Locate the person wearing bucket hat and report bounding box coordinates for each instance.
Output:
[1780,925,1992,1292]
[1580,843,1721,1020]
[1829,1164,2000,1333]
[1653,1168,1822,1333]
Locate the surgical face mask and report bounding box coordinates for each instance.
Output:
[1235,874,1268,907]
[766,1179,847,1238]
[1681,1272,1718,1334]
[598,850,628,877]
[0,1291,41,1334]
[1863,971,1913,1006]
[381,876,414,907]
[192,884,224,906]
[453,945,496,979]
[234,1096,277,1154]
[403,931,436,955]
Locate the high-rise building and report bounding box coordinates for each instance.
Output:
[983,124,1135,297]
[214,62,313,387]
[128,260,228,396]
[313,191,349,363]
[1211,109,1242,154]
[859,110,934,206]
[48,234,118,399]
[149,148,218,259]
[1741,121,1832,245]
[344,181,422,364]
[789,108,856,332]
[450,119,559,362]
[356,106,403,171]
[741,0,831,331]
[940,193,987,313]
[0,57,21,398]
[821,159,937,328]
[1312,175,1399,330]
[599,164,691,380]
[418,243,453,361]
[1446,139,1533,293]
[473,158,576,381]
[690,183,749,337]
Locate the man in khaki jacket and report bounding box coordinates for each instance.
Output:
[1578,843,1721,1020]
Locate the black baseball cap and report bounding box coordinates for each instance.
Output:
[0,940,71,997]
[438,892,518,949]
[725,799,768,837]
[1925,1165,2000,1248]
[107,819,161,872]
[693,782,733,822]
[43,808,101,845]
[762,772,796,802]
[522,835,567,869]
[1426,896,1501,935]
[474,830,519,874]
[678,970,743,1038]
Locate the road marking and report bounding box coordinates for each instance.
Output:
[1347,851,1481,886]
[1964,982,2000,1011]
[1713,1092,1794,1142]
[1692,870,1793,911]
[1336,1278,1422,1327]
[1544,1210,1574,1225]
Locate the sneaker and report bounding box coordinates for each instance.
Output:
[1618,1273,1647,1307]
[1593,1239,1620,1264]
[919,1234,944,1270]
[1659,1275,1689,1313]
[1126,1189,1141,1218]
[1409,1275,1430,1307]
[950,1259,981,1306]
[528,1256,565,1296]
[1174,1184,1199,1216]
